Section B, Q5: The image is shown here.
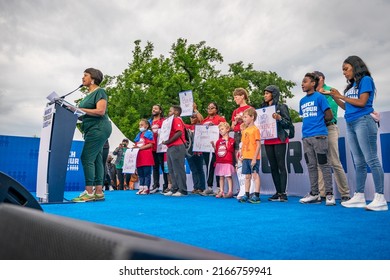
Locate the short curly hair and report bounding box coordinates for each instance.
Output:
[84,68,103,86]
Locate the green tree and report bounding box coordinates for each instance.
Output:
[106,38,298,138]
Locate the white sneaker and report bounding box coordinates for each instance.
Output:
[108,185,114,191]
[172,191,187,197]
[200,188,215,196]
[149,186,159,194]
[366,193,388,211]
[163,191,173,196]
[299,193,321,204]
[341,192,366,208]
[136,186,144,195]
[326,194,336,206]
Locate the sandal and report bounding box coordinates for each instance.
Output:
[215,192,224,198]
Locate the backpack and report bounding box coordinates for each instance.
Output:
[182,127,194,158]
[286,122,295,139]
[277,104,295,139]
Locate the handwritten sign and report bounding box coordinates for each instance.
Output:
[255,105,277,140]
[192,125,220,152]
[122,148,139,174]
[158,115,174,145]
[179,90,193,116]
[156,130,168,153]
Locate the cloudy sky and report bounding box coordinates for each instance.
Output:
[1,0,389,137]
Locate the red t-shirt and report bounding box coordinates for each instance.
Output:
[185,124,195,131]
[136,132,155,167]
[201,115,226,126]
[167,117,185,147]
[151,118,164,152]
[215,137,235,165]
[231,105,252,132]
[264,137,289,145]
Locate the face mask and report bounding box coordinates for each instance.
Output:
[139,127,146,132]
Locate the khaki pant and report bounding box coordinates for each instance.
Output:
[318,124,350,197]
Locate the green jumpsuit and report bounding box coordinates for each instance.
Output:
[79,88,112,186]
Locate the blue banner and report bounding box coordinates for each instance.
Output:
[0,135,85,192]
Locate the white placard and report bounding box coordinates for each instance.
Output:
[156,130,168,153]
[179,90,193,116]
[158,115,174,145]
[122,148,139,174]
[192,125,220,152]
[255,106,277,140]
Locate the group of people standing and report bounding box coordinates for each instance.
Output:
[72,55,387,211]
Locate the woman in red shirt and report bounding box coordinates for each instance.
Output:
[200,102,226,196]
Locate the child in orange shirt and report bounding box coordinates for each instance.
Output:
[238,108,261,203]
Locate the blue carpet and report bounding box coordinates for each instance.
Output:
[40,191,390,260]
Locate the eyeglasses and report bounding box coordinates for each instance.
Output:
[207,107,216,110]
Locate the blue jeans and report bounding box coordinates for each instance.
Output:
[137,166,152,188]
[187,154,206,191]
[346,114,384,194]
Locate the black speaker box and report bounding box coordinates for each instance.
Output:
[0,204,238,260]
[0,171,42,211]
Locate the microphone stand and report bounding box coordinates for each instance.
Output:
[60,85,83,99]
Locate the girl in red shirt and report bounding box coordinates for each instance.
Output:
[211,122,235,198]
[134,119,155,195]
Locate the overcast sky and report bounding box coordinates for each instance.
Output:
[1,0,389,137]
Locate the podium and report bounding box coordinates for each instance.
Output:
[36,98,84,203]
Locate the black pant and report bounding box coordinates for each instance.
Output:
[264,143,288,194]
[152,152,168,190]
[203,152,220,189]
[116,169,130,190]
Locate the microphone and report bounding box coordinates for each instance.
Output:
[60,85,83,99]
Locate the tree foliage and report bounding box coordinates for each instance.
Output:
[105,38,298,138]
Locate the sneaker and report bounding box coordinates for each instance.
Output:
[268,193,280,201]
[191,189,202,194]
[140,189,150,195]
[238,195,248,203]
[341,196,350,202]
[200,188,215,196]
[108,185,114,191]
[149,186,159,194]
[248,195,261,204]
[94,193,105,201]
[136,187,144,195]
[341,192,366,208]
[279,193,288,202]
[163,191,173,196]
[162,188,170,194]
[325,194,336,206]
[299,193,321,204]
[72,191,95,202]
[365,193,388,211]
[172,191,187,197]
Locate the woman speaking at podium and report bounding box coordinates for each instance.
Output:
[72,68,112,202]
